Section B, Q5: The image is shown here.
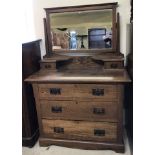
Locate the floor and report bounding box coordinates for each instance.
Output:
[22,134,131,155]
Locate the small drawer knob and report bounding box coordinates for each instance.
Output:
[94,129,105,136]
[53,127,64,134]
[92,89,104,96]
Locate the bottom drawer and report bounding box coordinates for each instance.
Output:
[42,119,117,142]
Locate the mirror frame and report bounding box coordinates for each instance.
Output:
[44,2,118,55]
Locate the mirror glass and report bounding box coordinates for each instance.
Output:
[50,9,112,51]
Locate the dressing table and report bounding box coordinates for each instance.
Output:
[26,3,130,153]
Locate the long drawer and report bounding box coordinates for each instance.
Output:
[38,84,118,100]
[42,119,117,142]
[40,100,118,122]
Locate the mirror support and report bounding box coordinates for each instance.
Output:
[116,13,120,53]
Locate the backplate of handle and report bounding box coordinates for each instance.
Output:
[53,127,64,133]
[93,108,105,114]
[51,106,62,113]
[45,64,51,68]
[94,129,105,136]
[50,88,61,95]
[111,63,118,68]
[92,89,104,96]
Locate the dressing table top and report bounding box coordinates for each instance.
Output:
[25,69,130,83]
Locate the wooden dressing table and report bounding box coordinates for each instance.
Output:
[26,3,130,153]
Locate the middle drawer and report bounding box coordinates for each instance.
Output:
[40,100,118,122]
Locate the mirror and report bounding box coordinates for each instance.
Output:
[50,10,112,51]
[45,3,118,53]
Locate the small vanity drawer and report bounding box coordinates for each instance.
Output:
[42,119,117,142]
[75,84,118,100]
[104,61,124,69]
[40,100,118,122]
[38,84,75,99]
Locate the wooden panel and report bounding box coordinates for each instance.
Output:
[38,84,118,101]
[42,119,117,142]
[59,57,103,70]
[40,100,118,122]
[22,40,41,147]
[104,61,124,69]
[40,62,56,70]
[75,84,118,100]
[39,137,125,153]
[38,84,75,99]
[25,69,131,83]
[41,100,76,119]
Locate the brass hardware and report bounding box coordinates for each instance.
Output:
[111,63,118,68]
[45,64,51,68]
[93,108,105,114]
[51,106,62,113]
[94,129,105,136]
[50,88,61,95]
[92,89,104,96]
[53,127,64,133]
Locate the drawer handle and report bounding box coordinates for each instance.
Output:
[45,64,51,68]
[53,127,64,134]
[92,89,104,96]
[111,63,118,68]
[51,106,62,113]
[94,129,105,136]
[93,108,105,114]
[50,88,61,95]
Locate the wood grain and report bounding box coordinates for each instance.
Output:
[39,137,125,153]
[42,119,117,142]
[25,69,131,83]
[24,3,131,153]
[40,100,118,122]
[38,84,118,100]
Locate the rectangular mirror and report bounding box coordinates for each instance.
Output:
[45,3,118,54]
[50,9,112,50]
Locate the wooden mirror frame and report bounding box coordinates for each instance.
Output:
[44,2,118,56]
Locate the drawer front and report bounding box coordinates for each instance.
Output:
[104,61,124,69]
[38,84,75,99]
[41,100,76,120]
[38,84,118,100]
[40,63,56,70]
[41,100,118,122]
[42,119,117,142]
[75,84,118,100]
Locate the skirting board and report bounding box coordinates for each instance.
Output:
[39,137,125,153]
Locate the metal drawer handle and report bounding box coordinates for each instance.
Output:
[94,129,105,136]
[45,64,51,68]
[53,127,64,134]
[50,88,61,95]
[111,63,118,68]
[92,89,104,96]
[51,106,62,113]
[93,108,105,114]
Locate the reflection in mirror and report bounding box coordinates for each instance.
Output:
[50,9,112,51]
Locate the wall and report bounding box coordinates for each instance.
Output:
[31,0,131,57]
[22,0,36,43]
